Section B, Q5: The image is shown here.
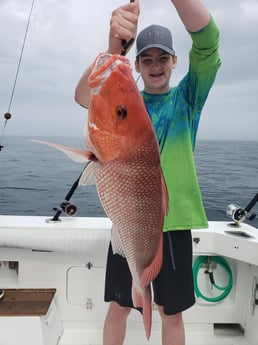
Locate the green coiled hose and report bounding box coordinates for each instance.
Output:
[193,256,233,302]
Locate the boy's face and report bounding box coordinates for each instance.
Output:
[135,48,177,94]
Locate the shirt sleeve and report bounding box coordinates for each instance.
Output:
[176,16,221,148]
[189,16,221,73]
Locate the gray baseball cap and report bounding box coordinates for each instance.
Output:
[136,24,175,58]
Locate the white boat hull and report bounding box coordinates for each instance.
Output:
[0,216,258,345]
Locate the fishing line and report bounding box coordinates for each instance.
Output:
[0,0,36,150]
[135,74,141,85]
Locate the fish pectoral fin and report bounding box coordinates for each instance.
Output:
[30,139,92,163]
[78,162,95,185]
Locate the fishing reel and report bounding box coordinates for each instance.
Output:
[226,204,256,223]
[53,201,77,217]
[226,192,258,226]
[48,165,88,222]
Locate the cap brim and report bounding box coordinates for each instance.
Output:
[136,44,175,58]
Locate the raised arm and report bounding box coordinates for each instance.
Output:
[74,0,140,108]
[170,0,210,32]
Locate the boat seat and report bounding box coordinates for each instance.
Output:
[0,288,56,316]
[0,288,63,345]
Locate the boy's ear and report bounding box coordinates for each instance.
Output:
[172,55,178,69]
[135,59,140,73]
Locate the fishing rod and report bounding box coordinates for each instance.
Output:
[121,0,135,56]
[120,0,141,85]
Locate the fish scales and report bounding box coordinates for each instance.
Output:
[95,134,163,276]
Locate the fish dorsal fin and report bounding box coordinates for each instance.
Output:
[79,162,96,186]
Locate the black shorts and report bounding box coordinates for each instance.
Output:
[104,230,195,315]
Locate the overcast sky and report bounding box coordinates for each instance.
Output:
[0,0,257,142]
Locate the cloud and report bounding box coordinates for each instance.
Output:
[0,0,257,140]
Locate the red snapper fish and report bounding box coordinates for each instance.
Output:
[33,53,168,339]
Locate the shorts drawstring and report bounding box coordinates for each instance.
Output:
[167,232,176,270]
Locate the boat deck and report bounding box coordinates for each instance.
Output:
[0,216,257,345]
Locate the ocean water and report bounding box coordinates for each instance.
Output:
[0,136,257,229]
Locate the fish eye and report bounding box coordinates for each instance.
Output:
[116,104,127,119]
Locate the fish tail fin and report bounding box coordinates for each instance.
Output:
[141,233,163,288]
[143,285,152,340]
[132,285,152,340]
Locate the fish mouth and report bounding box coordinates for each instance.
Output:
[88,53,131,94]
